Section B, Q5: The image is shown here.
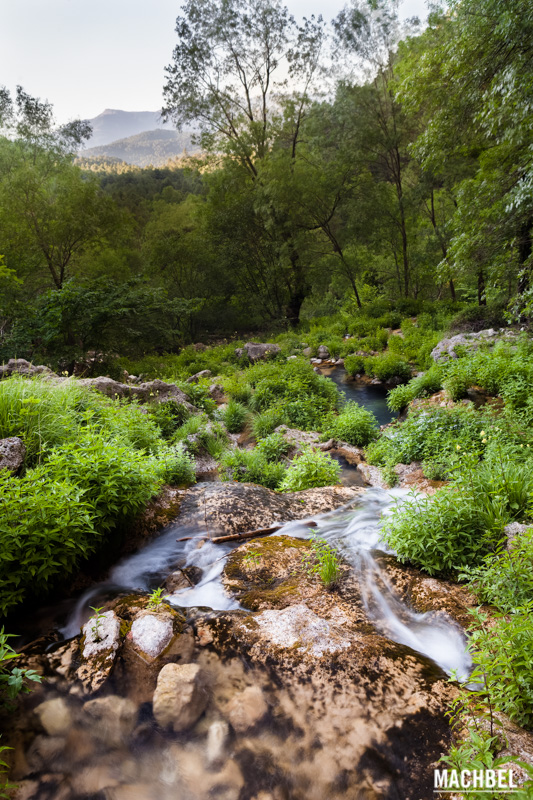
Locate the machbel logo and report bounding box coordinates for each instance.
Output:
[434,769,519,792]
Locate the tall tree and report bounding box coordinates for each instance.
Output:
[162,0,326,323]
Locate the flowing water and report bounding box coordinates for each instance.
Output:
[62,489,470,680]
[321,365,398,426]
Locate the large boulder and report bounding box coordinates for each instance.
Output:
[234,342,281,362]
[0,359,54,379]
[0,437,26,473]
[430,328,518,363]
[317,345,330,360]
[76,376,196,410]
[152,662,209,732]
[177,481,363,537]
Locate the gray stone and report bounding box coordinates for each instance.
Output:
[76,376,196,410]
[252,604,350,658]
[504,521,531,551]
[208,383,225,402]
[186,369,212,384]
[226,686,268,732]
[152,662,209,733]
[317,345,330,360]
[0,437,26,473]
[82,610,121,659]
[302,347,312,357]
[130,613,174,659]
[235,342,281,362]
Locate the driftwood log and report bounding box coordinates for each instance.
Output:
[210,520,317,545]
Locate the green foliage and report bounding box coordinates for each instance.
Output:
[220,447,287,490]
[387,365,444,411]
[255,432,290,462]
[148,400,190,440]
[156,443,196,486]
[148,587,165,608]
[324,401,379,447]
[252,408,286,440]
[278,447,341,493]
[89,606,106,642]
[304,535,342,589]
[364,352,411,383]
[221,399,248,433]
[344,354,366,376]
[0,628,42,703]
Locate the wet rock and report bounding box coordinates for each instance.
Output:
[206,719,230,765]
[70,764,120,794]
[186,369,212,384]
[254,604,351,658]
[130,613,174,659]
[332,441,365,465]
[82,610,121,659]
[34,697,71,736]
[152,662,209,732]
[319,438,335,451]
[393,462,445,495]
[208,383,225,403]
[235,342,281,362]
[130,485,186,543]
[82,695,137,747]
[12,780,40,800]
[357,463,389,489]
[26,735,66,772]
[178,482,363,538]
[0,436,26,473]
[226,686,268,732]
[317,345,330,360]
[76,610,121,694]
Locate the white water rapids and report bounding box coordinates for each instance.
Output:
[62,488,471,680]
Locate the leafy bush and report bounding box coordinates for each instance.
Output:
[148,400,190,439]
[382,487,505,577]
[324,401,379,446]
[221,399,248,433]
[344,354,366,376]
[156,443,196,486]
[387,365,444,411]
[460,529,533,612]
[449,303,507,333]
[255,432,290,462]
[220,448,287,489]
[364,352,411,382]
[278,447,341,492]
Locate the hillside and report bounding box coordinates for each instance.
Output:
[84,108,172,148]
[81,128,199,167]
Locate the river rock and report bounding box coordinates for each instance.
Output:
[177,482,363,538]
[206,719,230,765]
[357,463,389,488]
[152,662,209,732]
[273,425,321,456]
[235,342,281,362]
[430,328,518,363]
[504,521,531,551]
[129,613,174,659]
[0,436,26,473]
[82,696,137,747]
[76,376,197,410]
[76,610,121,694]
[186,369,212,384]
[208,383,225,403]
[317,345,330,359]
[34,697,71,736]
[0,358,54,379]
[226,686,268,732]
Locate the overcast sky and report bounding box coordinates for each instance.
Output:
[1,0,429,124]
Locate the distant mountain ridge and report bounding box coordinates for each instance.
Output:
[83,108,172,149]
[82,128,199,168]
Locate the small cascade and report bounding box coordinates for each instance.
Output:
[61,488,470,679]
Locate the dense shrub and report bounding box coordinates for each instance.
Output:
[278,448,341,492]
[344,354,366,376]
[148,400,190,439]
[324,402,379,446]
[449,303,507,333]
[156,443,196,486]
[220,448,287,489]
[387,365,444,411]
[255,432,290,461]
[364,352,411,382]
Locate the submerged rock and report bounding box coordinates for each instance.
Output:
[34,698,72,737]
[152,662,209,732]
[226,686,268,732]
[82,696,137,747]
[253,603,351,657]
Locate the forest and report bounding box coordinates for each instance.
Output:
[1,0,533,798]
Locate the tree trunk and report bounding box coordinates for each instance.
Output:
[477,270,487,306]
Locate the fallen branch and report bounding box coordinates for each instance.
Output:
[211,520,317,544]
